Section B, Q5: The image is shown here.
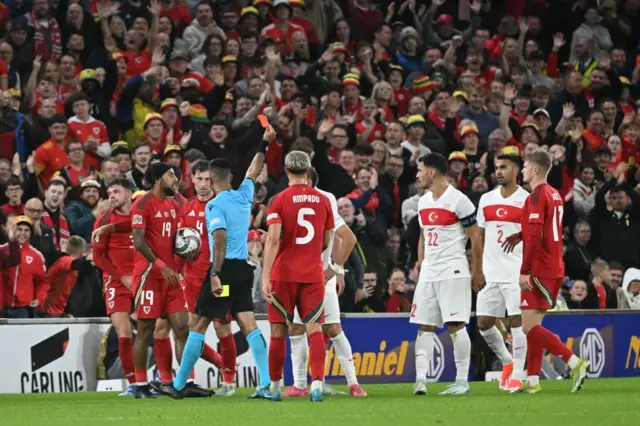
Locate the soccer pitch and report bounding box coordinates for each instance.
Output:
[0,379,637,426]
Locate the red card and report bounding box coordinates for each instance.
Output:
[257,114,269,128]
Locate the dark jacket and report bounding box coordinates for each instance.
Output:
[563,241,593,282]
[64,201,96,243]
[589,178,640,269]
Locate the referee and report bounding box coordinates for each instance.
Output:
[169,124,276,399]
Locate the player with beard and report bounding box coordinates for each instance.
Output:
[475,148,529,391]
[92,179,137,396]
[412,153,485,396]
[176,160,238,395]
[129,163,200,399]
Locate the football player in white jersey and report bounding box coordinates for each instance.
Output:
[476,148,529,392]
[412,153,485,396]
[283,169,367,398]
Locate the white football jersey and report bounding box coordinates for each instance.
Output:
[418,185,476,281]
[476,186,529,283]
[317,188,345,271]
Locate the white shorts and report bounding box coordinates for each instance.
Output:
[293,276,340,325]
[476,281,521,317]
[410,277,471,327]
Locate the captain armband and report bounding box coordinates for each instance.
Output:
[460,213,477,228]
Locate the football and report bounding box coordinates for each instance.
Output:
[175,228,201,257]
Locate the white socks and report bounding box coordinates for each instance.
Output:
[289,335,308,389]
[567,354,580,369]
[291,332,359,388]
[415,331,435,382]
[331,332,358,386]
[480,326,513,365]
[451,328,471,382]
[511,326,527,380]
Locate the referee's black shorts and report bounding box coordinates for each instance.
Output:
[195,259,255,320]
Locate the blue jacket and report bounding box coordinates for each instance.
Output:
[64,201,96,243]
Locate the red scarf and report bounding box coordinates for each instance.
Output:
[582,129,605,152]
[428,110,446,131]
[347,189,379,214]
[31,12,62,61]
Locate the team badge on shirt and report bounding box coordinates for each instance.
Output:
[26,256,33,264]
[133,214,143,225]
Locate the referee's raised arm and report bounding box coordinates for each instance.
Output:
[245,124,277,182]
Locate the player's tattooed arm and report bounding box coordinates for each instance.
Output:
[132,228,159,264]
[211,229,226,273]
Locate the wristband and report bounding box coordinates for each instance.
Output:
[330,264,345,275]
[503,102,512,107]
[154,259,166,270]
[259,140,269,154]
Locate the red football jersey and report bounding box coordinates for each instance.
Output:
[266,184,334,283]
[67,116,109,170]
[131,192,180,275]
[520,183,564,279]
[179,196,213,278]
[93,209,135,279]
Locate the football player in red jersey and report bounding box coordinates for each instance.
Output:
[262,151,334,402]
[503,150,589,394]
[92,179,137,396]
[178,160,237,395]
[130,163,200,399]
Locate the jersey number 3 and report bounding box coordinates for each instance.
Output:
[296,208,315,245]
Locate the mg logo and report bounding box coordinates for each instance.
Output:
[579,328,605,378]
[426,335,444,382]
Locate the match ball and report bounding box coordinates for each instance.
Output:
[175,228,201,257]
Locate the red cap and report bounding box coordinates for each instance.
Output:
[437,14,454,24]
[247,230,261,242]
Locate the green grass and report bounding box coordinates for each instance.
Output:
[0,379,638,426]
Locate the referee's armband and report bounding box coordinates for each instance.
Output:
[460,213,477,228]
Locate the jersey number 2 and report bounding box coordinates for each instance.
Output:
[296,208,315,245]
[551,206,564,242]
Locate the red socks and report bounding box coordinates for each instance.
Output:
[118,337,135,384]
[529,325,574,362]
[323,332,331,349]
[220,334,237,384]
[526,329,544,376]
[269,337,286,382]
[527,325,575,376]
[308,331,326,382]
[201,343,223,369]
[154,338,173,383]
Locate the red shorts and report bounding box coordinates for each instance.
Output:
[268,281,325,325]
[104,277,133,315]
[133,271,186,319]
[182,273,205,313]
[521,276,563,311]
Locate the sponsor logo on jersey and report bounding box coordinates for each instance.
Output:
[133,214,143,224]
[155,212,162,218]
[188,210,196,217]
[580,328,605,378]
[626,335,640,370]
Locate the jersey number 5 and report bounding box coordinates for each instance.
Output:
[296,208,315,245]
[551,205,564,242]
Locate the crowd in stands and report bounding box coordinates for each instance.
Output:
[1,0,640,320]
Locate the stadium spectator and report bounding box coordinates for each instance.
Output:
[564,220,594,283]
[1,176,24,216]
[42,180,69,251]
[24,197,56,267]
[1,216,47,318]
[65,180,110,242]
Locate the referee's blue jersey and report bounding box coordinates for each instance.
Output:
[205,178,254,261]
